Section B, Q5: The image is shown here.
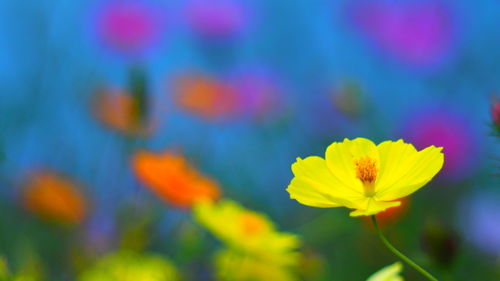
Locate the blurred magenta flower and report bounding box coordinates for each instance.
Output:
[185,0,252,39]
[92,0,166,56]
[347,0,456,67]
[490,97,500,133]
[492,102,500,124]
[460,192,500,256]
[230,69,283,120]
[401,107,479,181]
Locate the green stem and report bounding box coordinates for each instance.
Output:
[371,216,439,281]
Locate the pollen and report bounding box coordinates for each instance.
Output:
[355,156,378,196]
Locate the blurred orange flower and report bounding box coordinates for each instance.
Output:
[93,88,153,136]
[173,74,239,120]
[22,171,87,225]
[132,150,220,208]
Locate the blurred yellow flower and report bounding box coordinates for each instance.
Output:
[367,262,404,281]
[10,250,44,281]
[194,200,300,266]
[78,251,178,281]
[0,257,8,280]
[22,171,87,225]
[287,138,443,216]
[132,150,221,208]
[214,249,298,281]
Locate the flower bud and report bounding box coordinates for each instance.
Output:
[421,221,459,268]
[491,99,500,131]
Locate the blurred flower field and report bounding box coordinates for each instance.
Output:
[0,0,499,280]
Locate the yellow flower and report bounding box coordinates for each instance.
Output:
[78,250,178,281]
[194,200,300,266]
[11,251,44,281]
[367,262,404,281]
[287,138,443,217]
[214,249,298,281]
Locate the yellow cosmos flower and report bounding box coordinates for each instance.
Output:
[214,249,298,281]
[287,138,443,216]
[194,200,300,266]
[367,262,404,281]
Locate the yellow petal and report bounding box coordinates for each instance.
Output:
[325,138,378,193]
[287,156,363,208]
[375,143,444,201]
[366,262,404,281]
[349,199,401,217]
[376,140,418,190]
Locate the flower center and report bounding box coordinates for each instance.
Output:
[354,156,378,196]
[240,213,265,236]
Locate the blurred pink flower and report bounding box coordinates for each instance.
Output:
[347,1,456,67]
[230,70,282,120]
[185,0,251,38]
[401,107,479,181]
[490,97,500,128]
[93,0,166,56]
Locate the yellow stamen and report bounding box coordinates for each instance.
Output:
[355,156,378,196]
